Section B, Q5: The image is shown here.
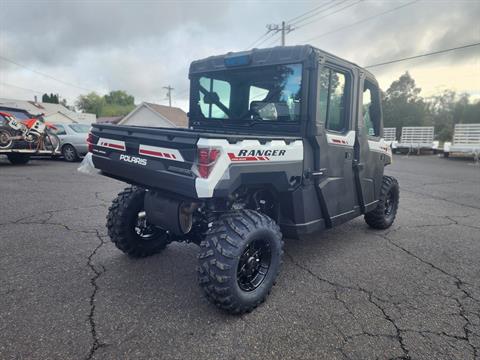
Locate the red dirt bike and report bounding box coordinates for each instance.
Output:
[0,111,60,152]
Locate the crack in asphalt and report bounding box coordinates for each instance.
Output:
[284,252,411,359]
[0,204,107,227]
[85,230,107,360]
[286,224,480,360]
[377,229,478,358]
[0,209,109,359]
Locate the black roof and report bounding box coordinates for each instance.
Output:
[189,45,374,78]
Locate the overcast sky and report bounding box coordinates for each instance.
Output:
[1,0,479,111]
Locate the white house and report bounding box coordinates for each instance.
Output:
[118,102,188,128]
[0,97,96,124]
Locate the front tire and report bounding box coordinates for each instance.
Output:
[107,186,169,257]
[197,209,284,314]
[365,175,399,229]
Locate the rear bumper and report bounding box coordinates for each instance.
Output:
[92,154,198,199]
[73,143,88,155]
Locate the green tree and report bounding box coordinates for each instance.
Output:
[76,90,135,117]
[104,90,134,106]
[76,92,105,116]
[42,93,59,104]
[382,72,428,138]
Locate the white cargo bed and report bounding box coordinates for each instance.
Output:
[397,126,435,150]
[444,123,480,157]
[383,127,396,142]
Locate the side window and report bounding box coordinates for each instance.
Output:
[199,77,231,119]
[363,80,381,137]
[54,124,66,135]
[318,67,348,132]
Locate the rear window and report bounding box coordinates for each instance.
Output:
[69,124,90,133]
[192,63,303,124]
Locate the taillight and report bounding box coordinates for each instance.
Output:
[87,132,95,153]
[197,148,220,178]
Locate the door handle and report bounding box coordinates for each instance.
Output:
[353,160,364,170]
[311,168,327,176]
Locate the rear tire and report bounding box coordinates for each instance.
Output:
[62,144,79,162]
[7,153,30,165]
[443,152,450,158]
[197,209,283,314]
[107,186,169,257]
[365,175,399,229]
[0,128,14,149]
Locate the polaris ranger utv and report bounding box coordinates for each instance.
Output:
[89,45,399,314]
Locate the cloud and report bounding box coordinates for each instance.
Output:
[1,0,479,109]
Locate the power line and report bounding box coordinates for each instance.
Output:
[365,42,480,68]
[247,0,353,48]
[294,0,362,30]
[264,34,282,47]
[302,0,419,43]
[266,22,294,46]
[0,55,96,92]
[0,81,46,95]
[256,30,281,47]
[247,30,271,49]
[291,0,350,27]
[286,0,336,24]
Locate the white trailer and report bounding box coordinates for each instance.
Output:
[396,126,435,154]
[383,127,398,150]
[443,123,480,159]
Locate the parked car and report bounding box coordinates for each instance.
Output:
[54,123,90,161]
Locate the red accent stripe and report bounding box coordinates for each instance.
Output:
[139,149,164,157]
[102,142,125,150]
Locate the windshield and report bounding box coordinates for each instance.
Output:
[191,63,302,123]
[69,124,90,133]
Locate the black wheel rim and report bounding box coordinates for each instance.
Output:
[237,238,271,292]
[384,189,396,217]
[134,211,161,240]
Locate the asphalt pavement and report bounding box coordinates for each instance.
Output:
[0,155,479,360]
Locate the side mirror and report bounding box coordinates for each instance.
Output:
[203,92,220,105]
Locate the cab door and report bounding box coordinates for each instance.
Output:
[313,63,359,226]
[353,74,385,212]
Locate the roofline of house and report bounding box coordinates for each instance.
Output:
[118,102,178,127]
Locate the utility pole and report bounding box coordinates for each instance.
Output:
[266,21,294,46]
[163,85,174,107]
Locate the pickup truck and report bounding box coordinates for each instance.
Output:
[89,45,398,314]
